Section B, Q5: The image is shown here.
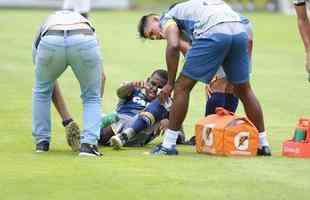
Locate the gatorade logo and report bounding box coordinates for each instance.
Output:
[202,124,215,146]
[234,132,249,151]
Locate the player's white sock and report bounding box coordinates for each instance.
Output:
[162,129,179,149]
[258,131,269,148]
[123,128,135,139]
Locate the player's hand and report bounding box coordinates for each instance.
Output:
[154,119,170,136]
[159,119,169,133]
[159,84,173,104]
[205,84,213,98]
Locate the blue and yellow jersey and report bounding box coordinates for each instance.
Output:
[116,89,150,117]
[159,0,242,41]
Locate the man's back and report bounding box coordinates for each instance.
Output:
[160,0,241,40]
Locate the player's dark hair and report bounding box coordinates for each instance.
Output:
[138,13,157,39]
[151,69,168,81]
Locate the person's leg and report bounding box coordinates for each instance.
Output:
[153,33,231,154]
[68,35,102,156]
[127,98,168,137]
[111,98,168,149]
[98,126,114,146]
[32,36,67,151]
[233,82,264,131]
[233,82,270,154]
[160,75,197,149]
[223,25,270,155]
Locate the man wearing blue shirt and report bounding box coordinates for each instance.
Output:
[137,0,271,156]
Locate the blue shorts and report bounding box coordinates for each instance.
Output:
[181,24,250,84]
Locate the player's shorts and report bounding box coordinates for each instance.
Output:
[111,114,159,147]
[181,22,250,85]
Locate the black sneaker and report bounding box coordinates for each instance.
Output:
[257,146,272,156]
[36,141,50,153]
[79,143,102,157]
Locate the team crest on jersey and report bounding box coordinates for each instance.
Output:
[234,132,249,151]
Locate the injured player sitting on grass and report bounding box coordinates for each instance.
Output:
[98,69,185,149]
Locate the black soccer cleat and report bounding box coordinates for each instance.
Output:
[79,143,102,157]
[257,146,272,156]
[36,141,50,153]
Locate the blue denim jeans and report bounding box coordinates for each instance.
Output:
[32,33,103,145]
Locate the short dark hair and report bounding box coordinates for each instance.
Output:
[151,69,168,82]
[137,13,157,39]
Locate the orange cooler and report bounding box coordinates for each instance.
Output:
[195,108,259,156]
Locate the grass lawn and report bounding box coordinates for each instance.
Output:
[0,9,309,200]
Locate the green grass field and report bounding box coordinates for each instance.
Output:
[0,9,309,200]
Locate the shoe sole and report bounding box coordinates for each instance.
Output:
[36,150,48,153]
[79,152,101,157]
[65,122,80,152]
[111,136,122,150]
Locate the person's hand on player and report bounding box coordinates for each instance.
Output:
[154,119,170,136]
[159,119,169,133]
[131,81,150,90]
[159,84,173,104]
[205,84,213,98]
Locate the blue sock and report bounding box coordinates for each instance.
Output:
[224,93,239,113]
[205,92,239,116]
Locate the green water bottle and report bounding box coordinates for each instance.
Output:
[100,112,119,128]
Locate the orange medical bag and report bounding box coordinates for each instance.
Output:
[195,108,259,156]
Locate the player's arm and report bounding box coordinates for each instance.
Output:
[179,39,191,56]
[100,72,106,98]
[295,4,310,52]
[116,82,135,99]
[116,81,147,99]
[164,21,181,87]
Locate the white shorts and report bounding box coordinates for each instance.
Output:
[63,0,91,13]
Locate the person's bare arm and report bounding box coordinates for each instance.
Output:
[101,72,106,98]
[295,4,310,72]
[165,24,181,86]
[52,80,72,121]
[116,83,135,99]
[296,5,310,51]
[179,38,191,56]
[116,81,147,99]
[159,23,181,103]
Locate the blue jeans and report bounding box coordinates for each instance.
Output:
[32,33,103,145]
